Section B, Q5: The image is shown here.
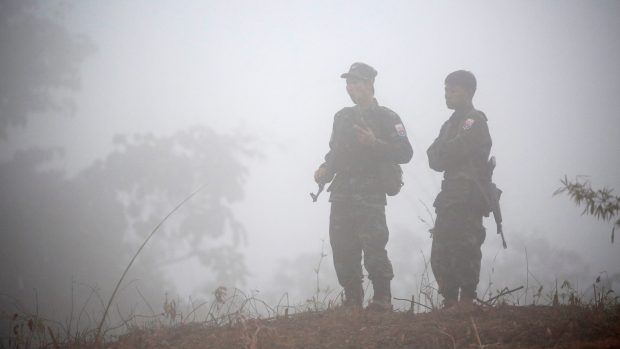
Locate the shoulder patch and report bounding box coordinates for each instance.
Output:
[394,123,407,137]
[462,118,475,130]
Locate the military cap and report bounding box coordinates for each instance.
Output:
[340,62,377,81]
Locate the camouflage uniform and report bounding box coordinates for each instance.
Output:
[320,100,413,305]
[427,108,492,302]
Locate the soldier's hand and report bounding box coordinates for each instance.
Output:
[314,167,326,184]
[354,125,377,148]
[314,167,334,184]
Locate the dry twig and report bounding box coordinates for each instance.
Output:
[471,317,483,349]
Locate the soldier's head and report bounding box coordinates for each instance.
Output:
[341,62,376,105]
[444,70,476,110]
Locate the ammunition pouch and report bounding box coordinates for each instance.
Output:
[379,163,404,196]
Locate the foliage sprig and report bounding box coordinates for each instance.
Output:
[554,175,620,243]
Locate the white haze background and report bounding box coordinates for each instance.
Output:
[2,0,620,311]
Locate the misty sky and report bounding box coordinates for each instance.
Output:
[3,0,620,298]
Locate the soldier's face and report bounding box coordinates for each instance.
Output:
[445,83,472,110]
[346,78,373,105]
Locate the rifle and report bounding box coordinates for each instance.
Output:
[472,156,506,249]
[488,179,506,249]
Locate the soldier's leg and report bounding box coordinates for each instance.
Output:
[455,209,486,302]
[431,208,461,306]
[329,202,363,306]
[358,205,393,308]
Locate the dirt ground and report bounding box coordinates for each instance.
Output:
[103,304,620,349]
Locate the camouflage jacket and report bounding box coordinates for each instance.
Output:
[427,108,492,210]
[320,99,413,206]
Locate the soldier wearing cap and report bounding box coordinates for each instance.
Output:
[427,70,493,308]
[314,62,413,310]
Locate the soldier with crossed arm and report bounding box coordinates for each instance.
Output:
[427,70,493,308]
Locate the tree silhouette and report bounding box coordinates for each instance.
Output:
[0,0,256,338]
[0,0,93,137]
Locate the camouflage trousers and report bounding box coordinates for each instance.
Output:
[430,204,486,301]
[329,201,394,290]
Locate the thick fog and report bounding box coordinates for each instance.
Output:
[2,0,619,331]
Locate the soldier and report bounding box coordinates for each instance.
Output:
[314,62,413,310]
[427,70,493,307]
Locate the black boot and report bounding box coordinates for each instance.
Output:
[368,278,392,311]
[343,283,363,307]
[441,288,458,309]
[459,287,477,306]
